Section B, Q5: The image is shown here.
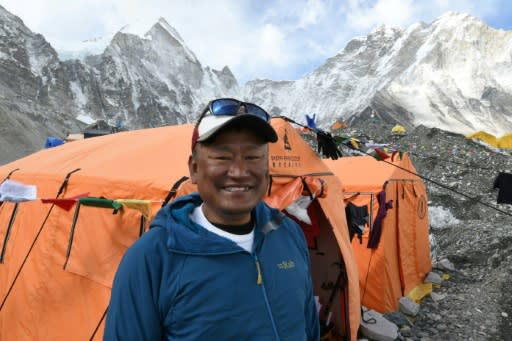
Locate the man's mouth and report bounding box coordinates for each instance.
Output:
[223,186,250,192]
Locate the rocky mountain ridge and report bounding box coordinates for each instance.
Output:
[247,12,512,136]
[1,6,512,167]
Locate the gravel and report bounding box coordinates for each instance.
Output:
[332,123,512,340]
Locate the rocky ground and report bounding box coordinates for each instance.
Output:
[340,124,512,340]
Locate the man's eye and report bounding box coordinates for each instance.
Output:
[246,155,262,160]
[214,156,231,161]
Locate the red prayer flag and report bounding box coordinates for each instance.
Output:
[41,193,90,211]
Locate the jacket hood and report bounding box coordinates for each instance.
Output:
[150,193,279,255]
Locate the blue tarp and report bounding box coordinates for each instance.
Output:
[305,114,317,129]
[44,136,65,148]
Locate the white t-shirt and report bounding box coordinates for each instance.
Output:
[190,204,254,253]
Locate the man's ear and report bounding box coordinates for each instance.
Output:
[188,154,198,184]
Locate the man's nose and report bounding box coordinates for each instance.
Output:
[227,156,249,177]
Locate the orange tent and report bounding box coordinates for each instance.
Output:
[0,118,360,340]
[331,120,349,131]
[324,154,431,313]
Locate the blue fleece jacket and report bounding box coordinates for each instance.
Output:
[104,193,320,341]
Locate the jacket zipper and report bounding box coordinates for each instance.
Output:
[254,254,280,341]
[255,259,263,285]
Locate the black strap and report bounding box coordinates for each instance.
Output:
[161,176,189,207]
[301,178,314,200]
[139,215,146,236]
[0,203,19,263]
[89,305,108,341]
[0,168,20,184]
[56,168,81,197]
[63,202,82,269]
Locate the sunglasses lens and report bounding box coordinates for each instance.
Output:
[246,104,270,122]
[211,99,240,115]
[208,99,270,122]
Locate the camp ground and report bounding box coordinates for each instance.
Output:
[324,154,432,313]
[0,118,361,340]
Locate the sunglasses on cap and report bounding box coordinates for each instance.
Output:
[197,98,271,125]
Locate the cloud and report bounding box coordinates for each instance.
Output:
[343,0,506,33]
[344,0,417,31]
[257,24,288,65]
[297,0,327,28]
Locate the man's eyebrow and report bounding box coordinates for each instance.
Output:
[207,145,232,152]
[209,143,265,151]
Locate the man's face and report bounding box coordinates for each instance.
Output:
[189,129,269,225]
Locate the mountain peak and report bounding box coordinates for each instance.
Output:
[154,17,186,46]
[437,11,470,20]
[369,23,403,37]
[146,18,198,63]
[434,11,484,27]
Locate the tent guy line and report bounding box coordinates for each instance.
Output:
[280,115,512,218]
[346,144,512,217]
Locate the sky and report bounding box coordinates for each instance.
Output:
[2,0,512,84]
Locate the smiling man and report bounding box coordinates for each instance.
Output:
[104,98,320,341]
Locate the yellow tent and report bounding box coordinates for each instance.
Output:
[497,133,512,149]
[391,124,406,134]
[466,131,498,147]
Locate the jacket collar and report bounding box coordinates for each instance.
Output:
[150,193,279,255]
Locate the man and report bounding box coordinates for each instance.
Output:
[104,98,320,340]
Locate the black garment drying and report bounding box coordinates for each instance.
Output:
[317,130,342,160]
[345,202,368,244]
[493,172,512,204]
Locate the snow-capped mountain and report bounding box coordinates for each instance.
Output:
[1,5,512,164]
[0,5,83,162]
[62,17,240,128]
[244,12,512,136]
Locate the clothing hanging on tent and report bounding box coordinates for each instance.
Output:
[493,172,512,204]
[367,190,393,249]
[344,202,368,244]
